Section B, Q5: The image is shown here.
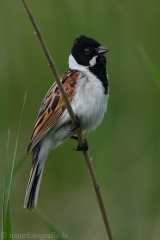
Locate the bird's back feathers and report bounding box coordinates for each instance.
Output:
[27,70,80,154]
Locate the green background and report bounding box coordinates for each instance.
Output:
[0,0,160,239]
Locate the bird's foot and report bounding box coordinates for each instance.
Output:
[74,139,89,152]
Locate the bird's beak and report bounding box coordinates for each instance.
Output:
[96,46,109,54]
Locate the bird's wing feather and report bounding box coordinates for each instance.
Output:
[27,70,80,153]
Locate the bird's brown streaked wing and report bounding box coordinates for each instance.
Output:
[27,70,80,153]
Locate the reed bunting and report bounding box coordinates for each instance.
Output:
[24,35,109,210]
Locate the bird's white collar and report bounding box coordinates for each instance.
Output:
[69,54,88,72]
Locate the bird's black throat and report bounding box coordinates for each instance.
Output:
[89,56,109,94]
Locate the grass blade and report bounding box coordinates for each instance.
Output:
[1,130,10,240]
[1,91,27,240]
[6,90,27,205]
[0,155,27,201]
[137,43,160,89]
[3,201,12,240]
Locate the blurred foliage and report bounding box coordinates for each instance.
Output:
[0,0,160,239]
[1,93,26,240]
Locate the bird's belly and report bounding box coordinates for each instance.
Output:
[80,94,108,132]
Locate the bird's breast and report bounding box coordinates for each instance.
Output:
[71,71,109,132]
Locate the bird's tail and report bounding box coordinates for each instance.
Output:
[24,146,46,210]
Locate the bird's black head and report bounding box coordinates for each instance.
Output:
[71,35,109,68]
[69,35,109,94]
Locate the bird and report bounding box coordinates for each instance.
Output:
[24,35,109,210]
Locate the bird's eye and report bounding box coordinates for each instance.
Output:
[85,48,91,55]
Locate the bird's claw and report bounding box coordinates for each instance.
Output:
[73,139,89,152]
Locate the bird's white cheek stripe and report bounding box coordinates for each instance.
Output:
[89,56,97,67]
